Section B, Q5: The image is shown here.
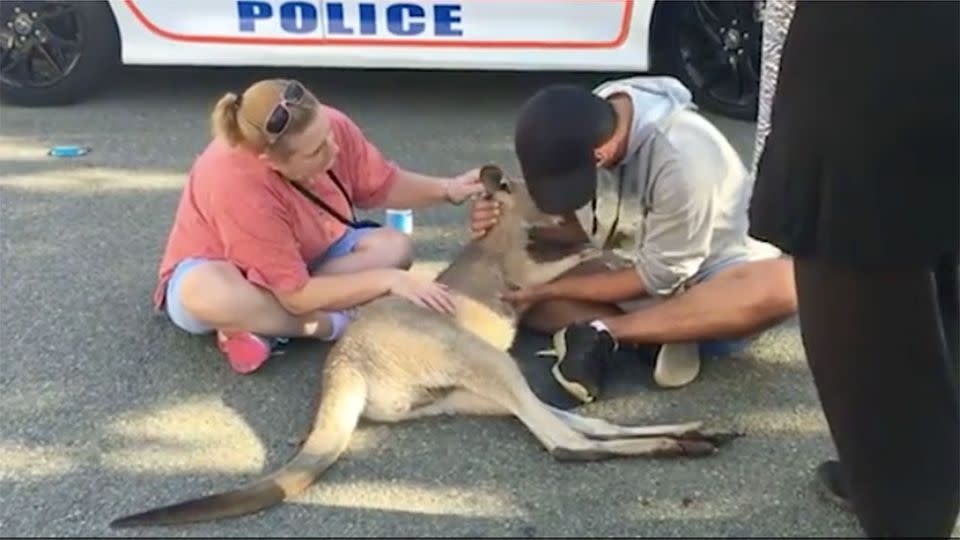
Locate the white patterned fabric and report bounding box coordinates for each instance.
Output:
[749,0,797,177]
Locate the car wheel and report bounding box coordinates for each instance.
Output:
[0,0,120,107]
[652,0,764,121]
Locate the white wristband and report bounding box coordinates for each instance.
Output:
[589,319,618,350]
[589,320,610,333]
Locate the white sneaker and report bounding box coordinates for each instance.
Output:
[653,342,701,388]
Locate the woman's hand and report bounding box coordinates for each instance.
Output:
[444,168,487,205]
[387,270,457,315]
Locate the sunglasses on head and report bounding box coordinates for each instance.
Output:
[262,80,307,143]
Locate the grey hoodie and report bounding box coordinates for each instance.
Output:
[573,76,780,298]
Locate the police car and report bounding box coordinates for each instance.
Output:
[0,0,764,119]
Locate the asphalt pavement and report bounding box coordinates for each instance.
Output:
[1,66,874,537]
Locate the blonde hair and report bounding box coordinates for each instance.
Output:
[210,78,318,159]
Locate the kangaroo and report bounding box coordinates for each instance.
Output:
[110,165,739,528]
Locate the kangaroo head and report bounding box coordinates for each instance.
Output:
[477,164,560,239]
[472,163,588,289]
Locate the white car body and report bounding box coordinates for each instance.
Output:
[4,0,759,118]
[107,0,657,72]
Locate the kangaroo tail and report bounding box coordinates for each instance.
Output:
[109,365,368,528]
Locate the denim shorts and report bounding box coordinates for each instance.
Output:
[165,227,374,335]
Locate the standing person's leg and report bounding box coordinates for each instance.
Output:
[793,257,960,537]
[934,254,959,380]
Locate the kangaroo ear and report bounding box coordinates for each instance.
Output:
[479,164,507,195]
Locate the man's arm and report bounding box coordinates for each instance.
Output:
[542,267,647,303]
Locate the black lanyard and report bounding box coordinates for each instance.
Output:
[290,170,382,229]
[590,170,625,249]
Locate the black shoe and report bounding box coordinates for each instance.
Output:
[815,460,853,512]
[550,321,617,404]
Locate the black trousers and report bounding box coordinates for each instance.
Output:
[794,254,959,537]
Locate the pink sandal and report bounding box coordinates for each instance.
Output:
[216,331,272,374]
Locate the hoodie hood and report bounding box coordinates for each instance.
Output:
[592,75,694,158]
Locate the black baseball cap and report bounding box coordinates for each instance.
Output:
[513,84,613,215]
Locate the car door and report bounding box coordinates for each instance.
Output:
[316,0,632,48]
[115,0,648,72]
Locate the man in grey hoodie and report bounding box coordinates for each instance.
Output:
[470,75,796,403]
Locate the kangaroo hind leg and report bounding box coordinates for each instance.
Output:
[458,344,731,461]
[546,405,703,440]
[545,405,742,447]
[395,389,511,421]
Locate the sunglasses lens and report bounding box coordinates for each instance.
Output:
[284,82,305,102]
[265,106,290,135]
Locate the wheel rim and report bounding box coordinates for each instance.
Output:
[676,0,763,112]
[0,1,83,89]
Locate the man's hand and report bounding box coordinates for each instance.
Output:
[468,196,501,239]
[500,284,552,312]
[444,168,487,205]
[508,267,647,305]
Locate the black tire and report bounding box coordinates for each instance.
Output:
[0,0,120,107]
[651,0,763,121]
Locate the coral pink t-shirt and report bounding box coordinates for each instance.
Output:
[152,106,398,310]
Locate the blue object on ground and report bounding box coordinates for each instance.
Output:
[48,145,90,158]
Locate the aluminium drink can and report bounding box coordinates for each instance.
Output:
[385,208,413,235]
